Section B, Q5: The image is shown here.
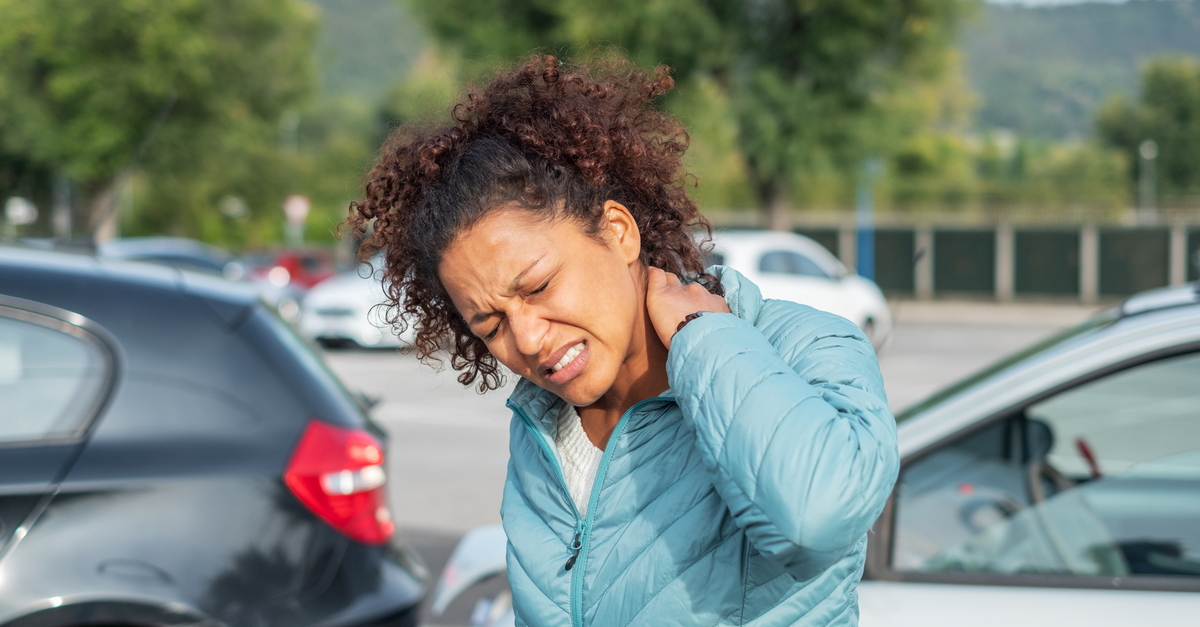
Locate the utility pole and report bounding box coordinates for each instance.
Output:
[855,158,883,280]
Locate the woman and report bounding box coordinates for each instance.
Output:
[348,55,898,627]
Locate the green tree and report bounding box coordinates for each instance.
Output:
[1097,56,1200,203]
[0,0,317,240]
[406,0,972,226]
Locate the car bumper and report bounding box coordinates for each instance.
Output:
[299,313,402,348]
[302,539,428,627]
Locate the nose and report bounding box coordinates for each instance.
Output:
[507,304,548,357]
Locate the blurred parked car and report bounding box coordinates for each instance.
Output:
[707,230,893,348]
[96,236,240,278]
[244,248,339,290]
[298,262,414,349]
[437,281,1200,626]
[241,249,341,323]
[0,244,427,627]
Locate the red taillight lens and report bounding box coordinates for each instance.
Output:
[284,419,395,544]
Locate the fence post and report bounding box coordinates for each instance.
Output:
[839,225,857,273]
[995,223,1014,302]
[1080,225,1099,304]
[1170,223,1188,286]
[915,226,934,300]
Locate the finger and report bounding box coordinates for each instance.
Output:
[647,266,667,290]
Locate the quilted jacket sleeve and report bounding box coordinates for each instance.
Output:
[666,303,897,580]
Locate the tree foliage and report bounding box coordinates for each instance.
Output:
[1097,56,1200,202]
[407,0,972,222]
[0,0,317,238]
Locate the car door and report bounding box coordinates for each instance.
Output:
[0,296,116,559]
[861,349,1200,626]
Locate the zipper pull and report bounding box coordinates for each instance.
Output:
[564,532,582,571]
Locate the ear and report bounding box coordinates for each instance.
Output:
[601,200,641,265]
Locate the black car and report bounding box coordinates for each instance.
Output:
[0,245,426,627]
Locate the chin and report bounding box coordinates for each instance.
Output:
[552,375,609,408]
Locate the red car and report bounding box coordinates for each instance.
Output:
[243,249,339,290]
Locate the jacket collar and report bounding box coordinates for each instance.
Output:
[506,265,761,430]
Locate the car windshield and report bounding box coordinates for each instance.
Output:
[896,309,1120,423]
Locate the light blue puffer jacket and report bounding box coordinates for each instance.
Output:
[501,266,897,626]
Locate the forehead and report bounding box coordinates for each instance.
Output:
[437,210,571,315]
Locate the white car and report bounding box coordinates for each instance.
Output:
[706,230,892,348]
[297,264,413,349]
[857,284,1200,625]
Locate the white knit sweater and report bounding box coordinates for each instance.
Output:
[555,401,604,517]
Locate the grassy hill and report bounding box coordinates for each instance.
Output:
[964,0,1200,138]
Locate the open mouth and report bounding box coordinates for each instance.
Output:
[544,341,588,385]
[551,342,584,373]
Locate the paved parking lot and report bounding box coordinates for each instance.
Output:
[323,298,1104,625]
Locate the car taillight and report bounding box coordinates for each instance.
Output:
[284,419,395,544]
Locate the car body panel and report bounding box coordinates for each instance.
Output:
[858,580,1198,626]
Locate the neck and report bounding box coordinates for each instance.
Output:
[576,270,669,449]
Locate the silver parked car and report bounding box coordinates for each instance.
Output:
[860,282,1200,625]
[437,282,1200,626]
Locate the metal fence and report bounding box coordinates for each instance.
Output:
[794,223,1200,302]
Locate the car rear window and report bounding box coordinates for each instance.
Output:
[0,308,110,443]
[238,304,367,428]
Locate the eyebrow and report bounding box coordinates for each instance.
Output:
[468,255,545,325]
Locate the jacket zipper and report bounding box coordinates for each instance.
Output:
[511,396,670,627]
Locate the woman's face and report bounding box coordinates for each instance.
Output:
[438,203,647,407]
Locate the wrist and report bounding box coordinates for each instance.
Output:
[675,310,714,334]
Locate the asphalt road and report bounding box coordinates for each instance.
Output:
[322,299,1103,626]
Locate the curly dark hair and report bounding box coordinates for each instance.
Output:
[346,54,720,392]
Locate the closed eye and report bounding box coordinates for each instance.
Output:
[483,321,501,341]
[530,280,549,295]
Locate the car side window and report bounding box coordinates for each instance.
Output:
[892,352,1200,580]
[758,250,829,278]
[0,312,109,444]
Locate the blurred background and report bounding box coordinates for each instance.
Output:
[3,1,1200,625]
[1,0,1198,291]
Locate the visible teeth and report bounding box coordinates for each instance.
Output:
[552,343,585,373]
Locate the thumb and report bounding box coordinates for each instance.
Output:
[647,266,668,291]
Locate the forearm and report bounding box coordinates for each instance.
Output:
[667,309,898,571]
